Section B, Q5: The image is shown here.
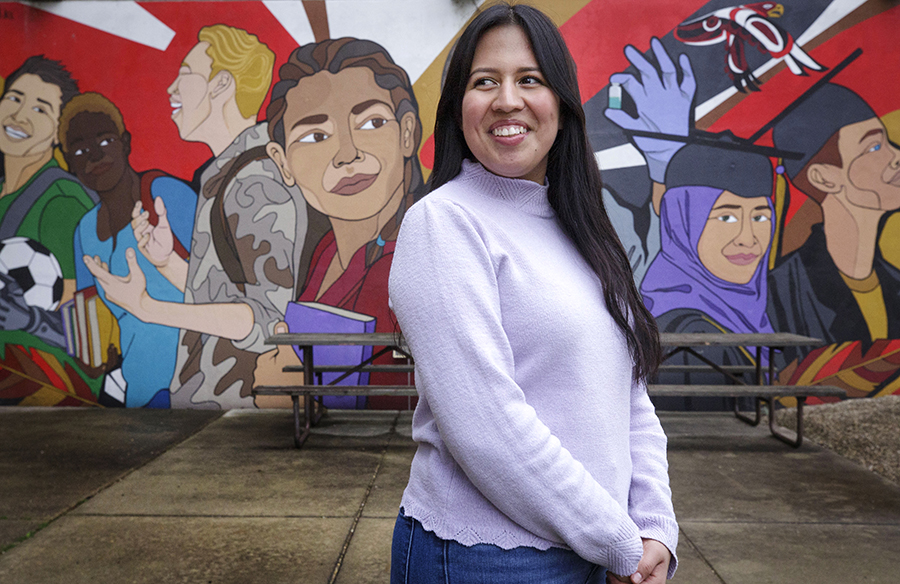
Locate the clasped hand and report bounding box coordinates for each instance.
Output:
[607,539,671,584]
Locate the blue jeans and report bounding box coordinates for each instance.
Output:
[391,509,607,584]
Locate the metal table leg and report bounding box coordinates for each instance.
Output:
[769,396,805,448]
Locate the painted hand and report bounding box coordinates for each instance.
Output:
[132,197,174,268]
[604,37,696,182]
[83,248,150,320]
[0,271,33,330]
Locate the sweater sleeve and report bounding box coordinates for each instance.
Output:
[389,198,644,576]
[628,379,680,578]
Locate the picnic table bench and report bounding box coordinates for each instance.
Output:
[253,332,845,448]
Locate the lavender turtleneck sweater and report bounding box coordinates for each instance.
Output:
[388,160,678,578]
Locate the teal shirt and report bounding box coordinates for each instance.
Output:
[0,159,96,279]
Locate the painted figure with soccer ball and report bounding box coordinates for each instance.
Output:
[1,56,96,349]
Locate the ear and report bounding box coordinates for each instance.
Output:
[400,112,417,157]
[121,131,132,157]
[209,70,234,100]
[266,142,295,186]
[806,163,843,195]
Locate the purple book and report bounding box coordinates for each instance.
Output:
[283,301,377,409]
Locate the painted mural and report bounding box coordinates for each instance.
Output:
[0,0,898,410]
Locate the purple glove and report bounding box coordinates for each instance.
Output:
[604,37,696,182]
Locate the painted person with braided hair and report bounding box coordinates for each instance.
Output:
[265,38,425,408]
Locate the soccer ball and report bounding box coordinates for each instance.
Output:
[0,237,65,311]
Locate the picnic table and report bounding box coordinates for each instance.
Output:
[253,332,845,448]
[656,332,845,446]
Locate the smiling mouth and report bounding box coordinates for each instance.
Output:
[331,173,378,196]
[726,253,759,266]
[170,101,182,117]
[889,168,900,186]
[88,162,113,177]
[492,125,527,137]
[4,126,30,140]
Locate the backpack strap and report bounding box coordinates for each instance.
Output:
[0,166,99,241]
[204,146,269,292]
[140,170,189,260]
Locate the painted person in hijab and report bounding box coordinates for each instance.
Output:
[640,143,776,408]
[769,83,900,364]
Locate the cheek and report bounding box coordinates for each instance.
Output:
[461,95,484,135]
[755,221,772,250]
[34,117,57,143]
[69,157,89,179]
[181,79,209,109]
[848,151,890,190]
[355,129,399,167]
[287,148,320,191]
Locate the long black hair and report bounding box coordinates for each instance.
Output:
[429,2,661,382]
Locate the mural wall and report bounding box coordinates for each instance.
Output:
[1,0,898,410]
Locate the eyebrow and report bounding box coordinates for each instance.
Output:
[290,114,329,132]
[470,66,541,75]
[859,128,884,143]
[351,99,392,116]
[711,203,770,212]
[36,97,55,111]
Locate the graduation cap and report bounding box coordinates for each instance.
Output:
[772,83,876,179]
[666,135,773,198]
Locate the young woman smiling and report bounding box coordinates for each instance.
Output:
[388,4,677,583]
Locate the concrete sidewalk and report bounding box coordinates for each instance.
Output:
[1,407,898,583]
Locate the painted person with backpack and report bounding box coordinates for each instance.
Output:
[1,56,96,347]
[64,92,196,408]
[84,26,308,409]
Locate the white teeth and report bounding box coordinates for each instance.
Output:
[492,126,526,137]
[4,126,29,140]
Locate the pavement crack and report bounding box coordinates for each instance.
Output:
[327,411,400,584]
[678,527,727,583]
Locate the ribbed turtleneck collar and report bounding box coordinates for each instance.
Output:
[458,159,554,218]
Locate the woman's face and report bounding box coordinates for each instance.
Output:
[63,111,128,194]
[273,67,416,221]
[461,24,560,184]
[697,190,772,284]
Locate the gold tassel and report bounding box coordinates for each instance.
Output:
[770,158,787,271]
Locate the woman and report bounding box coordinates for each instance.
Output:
[63,92,196,407]
[388,4,677,583]
[264,38,425,408]
[641,143,777,398]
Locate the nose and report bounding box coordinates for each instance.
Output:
[333,123,361,167]
[733,214,757,248]
[493,81,524,113]
[10,99,26,121]
[88,143,104,162]
[889,142,900,168]
[167,76,178,96]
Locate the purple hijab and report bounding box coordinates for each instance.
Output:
[640,185,774,335]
